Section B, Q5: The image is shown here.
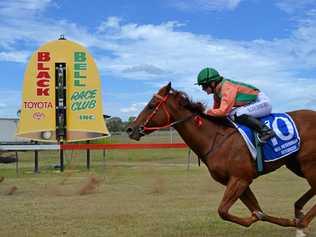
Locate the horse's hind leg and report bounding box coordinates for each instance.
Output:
[296,174,316,229]
[294,189,314,219]
[296,205,316,237]
[294,158,316,236]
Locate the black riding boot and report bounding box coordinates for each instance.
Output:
[234,114,275,143]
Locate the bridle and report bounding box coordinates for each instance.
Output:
[139,90,237,165]
[143,93,171,131]
[141,92,195,133]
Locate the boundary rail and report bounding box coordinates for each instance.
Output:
[0,143,190,173]
[61,143,187,150]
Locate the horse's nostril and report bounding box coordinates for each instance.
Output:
[126,127,134,135]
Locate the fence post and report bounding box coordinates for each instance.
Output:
[15,151,19,176]
[86,140,90,170]
[186,149,191,171]
[34,141,39,173]
[60,141,64,172]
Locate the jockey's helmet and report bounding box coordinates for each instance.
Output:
[196,67,222,85]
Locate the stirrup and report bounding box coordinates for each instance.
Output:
[256,133,266,144]
[257,130,275,144]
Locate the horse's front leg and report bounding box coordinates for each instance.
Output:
[217,177,257,227]
[240,186,297,227]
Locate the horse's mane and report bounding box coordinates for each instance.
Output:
[171,89,233,127]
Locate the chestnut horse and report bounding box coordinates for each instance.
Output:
[126,82,316,237]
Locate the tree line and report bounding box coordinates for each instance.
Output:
[106,116,136,133]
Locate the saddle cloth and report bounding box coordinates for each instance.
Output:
[232,113,301,162]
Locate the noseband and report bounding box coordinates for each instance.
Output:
[142,93,195,133]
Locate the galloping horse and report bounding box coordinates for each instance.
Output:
[126,82,316,237]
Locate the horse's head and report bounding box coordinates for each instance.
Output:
[126,82,174,140]
[126,82,206,141]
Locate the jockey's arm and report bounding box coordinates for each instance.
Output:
[213,95,220,109]
[207,84,238,117]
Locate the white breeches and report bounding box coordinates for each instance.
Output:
[229,92,272,118]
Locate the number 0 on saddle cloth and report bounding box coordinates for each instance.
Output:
[233,113,301,162]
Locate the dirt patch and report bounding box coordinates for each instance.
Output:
[78,175,103,195]
[7,186,17,195]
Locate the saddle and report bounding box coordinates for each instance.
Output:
[232,113,301,174]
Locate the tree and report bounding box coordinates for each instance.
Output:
[128,116,136,123]
[106,117,124,132]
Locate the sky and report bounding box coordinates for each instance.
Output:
[1,0,316,120]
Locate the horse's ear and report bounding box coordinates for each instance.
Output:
[166,82,171,92]
[158,82,172,95]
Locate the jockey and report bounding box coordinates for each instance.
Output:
[196,67,275,143]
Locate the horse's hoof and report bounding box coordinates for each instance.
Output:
[296,229,307,237]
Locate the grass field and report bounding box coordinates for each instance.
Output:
[0,131,315,237]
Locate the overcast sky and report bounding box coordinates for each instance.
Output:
[1,0,316,120]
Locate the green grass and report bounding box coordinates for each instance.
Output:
[0,132,315,237]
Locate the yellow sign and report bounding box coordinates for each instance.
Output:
[17,38,109,142]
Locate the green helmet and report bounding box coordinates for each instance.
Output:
[196,67,222,85]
